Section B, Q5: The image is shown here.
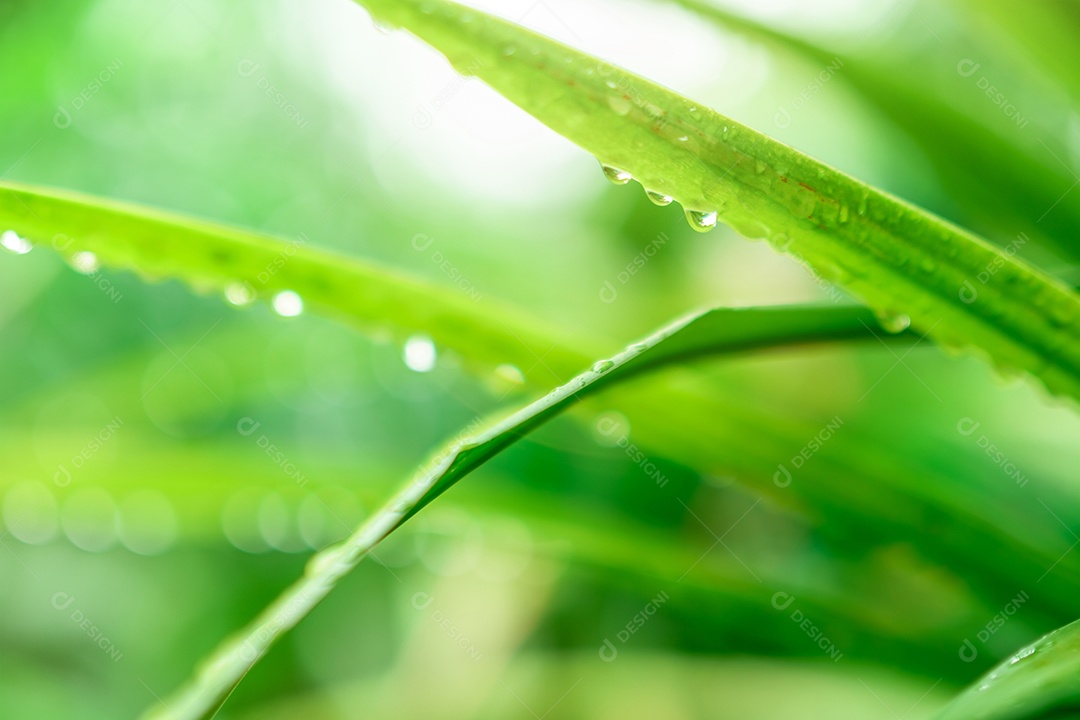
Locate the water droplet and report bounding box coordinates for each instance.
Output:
[61,488,118,553]
[3,481,57,544]
[754,159,767,174]
[873,311,911,334]
[730,219,770,241]
[225,281,256,307]
[495,364,525,384]
[677,135,689,142]
[607,95,632,116]
[857,193,869,216]
[592,359,615,374]
[71,251,99,274]
[837,205,850,223]
[403,334,437,372]
[117,490,178,555]
[272,290,304,317]
[645,190,673,206]
[600,164,632,185]
[0,230,32,255]
[919,257,937,273]
[502,45,516,57]
[1012,646,1036,663]
[685,210,718,232]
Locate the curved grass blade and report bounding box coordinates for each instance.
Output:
[936,617,1080,720]
[138,305,874,720]
[8,180,1079,642]
[659,0,1080,266]
[352,0,1080,401]
[0,180,590,382]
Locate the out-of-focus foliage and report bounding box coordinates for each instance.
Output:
[2,1,1080,718]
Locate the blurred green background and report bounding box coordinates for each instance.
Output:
[2,0,1080,717]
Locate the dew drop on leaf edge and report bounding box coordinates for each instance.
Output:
[600,164,632,185]
[225,281,256,307]
[685,210,718,232]
[645,190,673,206]
[874,311,911,334]
[71,251,99,274]
[0,230,32,255]
[272,290,304,317]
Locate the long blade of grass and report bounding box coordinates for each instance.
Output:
[352,0,1080,401]
[658,0,1080,266]
[0,179,897,384]
[936,617,1080,720]
[137,305,879,719]
[6,180,1076,647]
[0,180,591,381]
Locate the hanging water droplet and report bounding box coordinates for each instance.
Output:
[991,362,1024,384]
[874,311,911,334]
[272,290,304,317]
[225,281,256,307]
[591,359,615,374]
[71,251,99,274]
[645,190,673,206]
[685,210,718,232]
[403,334,437,372]
[607,96,632,116]
[601,164,632,185]
[0,230,32,255]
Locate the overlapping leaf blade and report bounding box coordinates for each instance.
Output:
[352,0,1080,401]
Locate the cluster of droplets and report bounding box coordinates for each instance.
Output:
[598,163,718,233]
[222,282,307,319]
[222,486,365,554]
[3,230,109,277]
[1,481,178,555]
[0,230,32,255]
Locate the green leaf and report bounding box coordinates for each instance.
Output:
[136,305,891,720]
[352,0,1080,401]
[6,180,1075,646]
[936,617,1080,720]
[661,0,1080,267]
[0,180,592,382]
